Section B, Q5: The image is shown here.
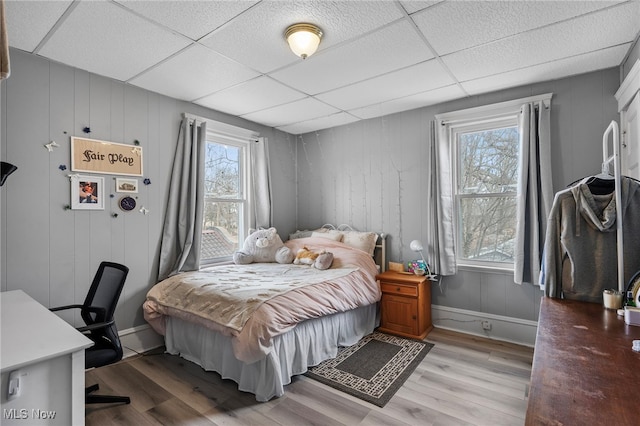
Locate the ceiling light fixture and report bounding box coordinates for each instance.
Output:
[285,23,323,59]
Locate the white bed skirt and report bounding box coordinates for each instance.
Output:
[164,304,378,402]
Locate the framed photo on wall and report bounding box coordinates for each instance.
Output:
[71,175,105,210]
[115,177,138,193]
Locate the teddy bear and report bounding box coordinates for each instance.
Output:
[233,227,294,265]
[293,246,334,270]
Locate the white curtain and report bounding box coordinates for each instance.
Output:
[252,137,272,230]
[429,120,457,275]
[514,101,553,284]
[157,119,206,281]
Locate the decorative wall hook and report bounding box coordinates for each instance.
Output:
[44,141,59,152]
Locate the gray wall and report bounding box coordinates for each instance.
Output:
[0,46,623,331]
[0,48,297,330]
[295,68,620,323]
[622,33,640,81]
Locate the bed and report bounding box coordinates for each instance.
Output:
[143,225,386,401]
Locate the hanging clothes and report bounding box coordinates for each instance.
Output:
[541,176,640,303]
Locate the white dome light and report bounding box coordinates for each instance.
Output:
[285,23,323,59]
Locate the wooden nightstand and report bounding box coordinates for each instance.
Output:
[376,270,433,340]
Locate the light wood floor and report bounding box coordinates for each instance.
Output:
[85,328,534,426]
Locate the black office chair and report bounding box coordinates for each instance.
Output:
[50,261,131,405]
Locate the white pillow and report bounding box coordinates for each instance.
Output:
[311,230,343,241]
[342,231,378,256]
[289,229,313,240]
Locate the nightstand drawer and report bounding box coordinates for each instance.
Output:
[380,282,418,297]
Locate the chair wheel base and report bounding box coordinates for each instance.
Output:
[86,383,130,405]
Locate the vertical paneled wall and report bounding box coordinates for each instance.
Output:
[0,49,297,329]
[295,68,620,323]
[0,47,623,335]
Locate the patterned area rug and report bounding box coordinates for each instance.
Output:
[305,332,434,407]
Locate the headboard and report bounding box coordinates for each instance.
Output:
[319,224,387,272]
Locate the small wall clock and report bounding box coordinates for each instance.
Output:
[119,196,137,211]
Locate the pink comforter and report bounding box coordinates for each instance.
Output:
[143,237,380,363]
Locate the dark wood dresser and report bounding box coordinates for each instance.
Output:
[526,297,640,425]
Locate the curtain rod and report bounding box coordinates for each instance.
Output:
[182,113,260,142]
[436,93,553,126]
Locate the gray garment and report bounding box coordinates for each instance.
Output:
[542,177,640,303]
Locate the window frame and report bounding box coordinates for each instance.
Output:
[190,115,259,267]
[435,93,552,272]
[450,117,519,270]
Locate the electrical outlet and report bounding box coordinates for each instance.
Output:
[482,320,492,331]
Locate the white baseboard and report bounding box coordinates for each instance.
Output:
[119,324,164,358]
[431,305,537,347]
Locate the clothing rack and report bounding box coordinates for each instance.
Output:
[602,120,625,293]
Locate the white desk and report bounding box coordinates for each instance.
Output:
[1,290,93,425]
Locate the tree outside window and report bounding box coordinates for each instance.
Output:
[201,141,247,264]
[454,120,519,267]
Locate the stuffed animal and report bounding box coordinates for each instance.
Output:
[293,246,334,270]
[233,227,294,265]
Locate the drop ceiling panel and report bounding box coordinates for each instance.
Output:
[461,44,631,96]
[277,112,360,135]
[129,44,259,102]
[241,97,340,128]
[37,1,191,82]
[413,0,624,56]
[316,59,455,110]
[4,0,73,52]
[271,20,433,95]
[201,0,405,74]
[115,0,259,40]
[194,76,307,116]
[349,84,466,120]
[443,2,639,83]
[399,1,444,15]
[5,0,639,135]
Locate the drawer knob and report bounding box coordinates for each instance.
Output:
[397,287,401,292]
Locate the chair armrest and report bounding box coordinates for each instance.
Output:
[83,306,107,316]
[50,305,106,316]
[49,304,83,312]
[77,319,115,333]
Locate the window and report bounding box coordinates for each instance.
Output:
[436,94,551,271]
[453,119,519,267]
[198,120,257,266]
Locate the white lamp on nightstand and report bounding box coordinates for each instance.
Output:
[410,240,425,262]
[410,239,437,280]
